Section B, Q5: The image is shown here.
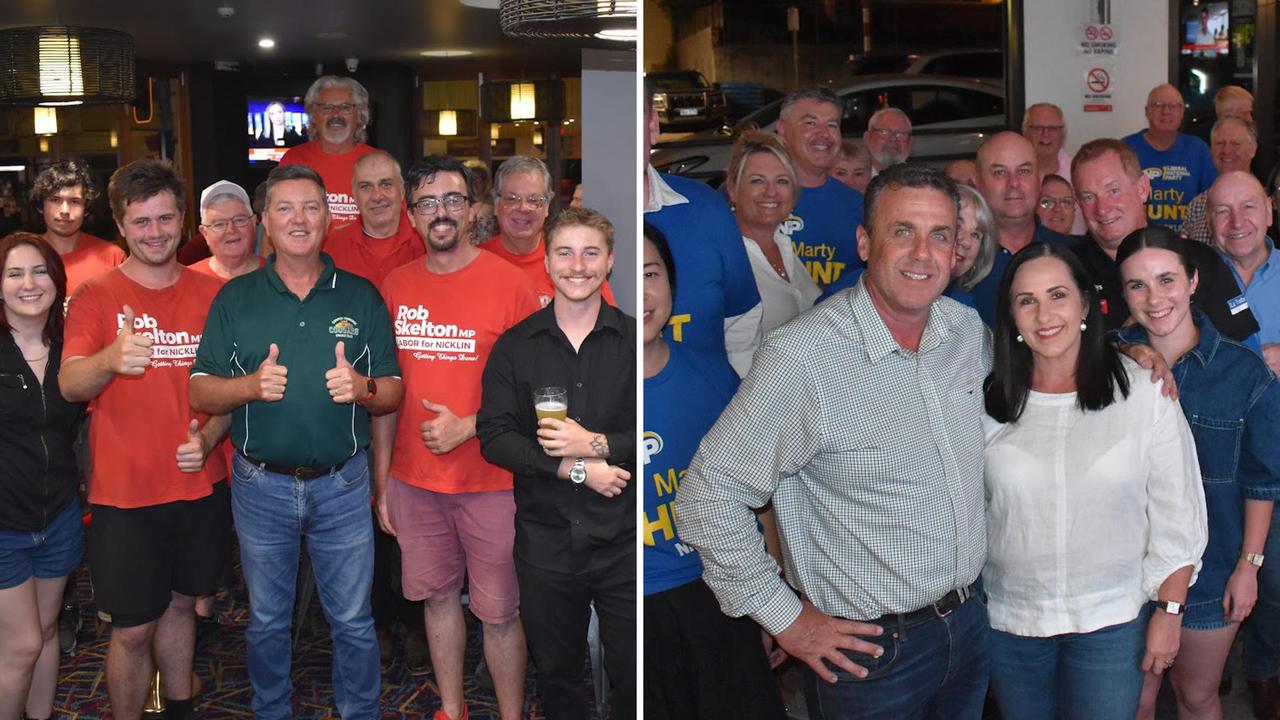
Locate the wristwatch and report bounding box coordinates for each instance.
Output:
[569,457,586,484]
[359,378,377,404]
[1241,551,1266,567]
[1155,600,1185,615]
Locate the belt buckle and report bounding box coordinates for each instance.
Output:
[933,585,969,618]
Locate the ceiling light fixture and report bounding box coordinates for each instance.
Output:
[33,107,57,134]
[0,26,135,106]
[258,38,276,49]
[510,82,536,120]
[420,49,474,57]
[438,110,458,136]
[499,0,636,44]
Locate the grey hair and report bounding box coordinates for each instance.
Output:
[493,155,553,201]
[779,87,840,122]
[867,106,912,132]
[199,193,250,223]
[304,75,371,142]
[1211,116,1257,143]
[953,183,998,292]
[263,164,327,208]
[1021,102,1064,133]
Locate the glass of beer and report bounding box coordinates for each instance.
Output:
[534,386,568,423]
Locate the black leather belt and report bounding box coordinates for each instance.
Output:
[238,451,349,480]
[870,582,978,632]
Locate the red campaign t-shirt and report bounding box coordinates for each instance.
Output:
[187,256,265,281]
[323,216,424,289]
[62,233,126,297]
[62,268,227,508]
[278,141,379,224]
[379,252,541,494]
[480,233,617,307]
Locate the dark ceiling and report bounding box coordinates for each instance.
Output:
[0,0,619,76]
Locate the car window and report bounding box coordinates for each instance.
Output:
[652,73,710,91]
[921,53,1004,79]
[839,89,891,135]
[901,85,1003,126]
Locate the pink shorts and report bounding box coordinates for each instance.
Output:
[387,477,519,624]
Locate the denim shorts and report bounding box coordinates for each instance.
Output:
[0,501,83,589]
[1182,596,1234,631]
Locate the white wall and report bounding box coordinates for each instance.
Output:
[1023,0,1168,155]
[581,48,637,315]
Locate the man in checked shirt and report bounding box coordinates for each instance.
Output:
[676,163,991,720]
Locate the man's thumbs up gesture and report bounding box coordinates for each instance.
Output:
[176,419,210,473]
[106,304,153,376]
[325,340,366,404]
[253,342,288,401]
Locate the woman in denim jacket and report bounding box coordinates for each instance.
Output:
[1117,226,1280,720]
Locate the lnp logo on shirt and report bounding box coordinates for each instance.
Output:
[329,317,360,339]
[117,311,201,366]
[642,431,664,465]
[778,213,847,286]
[393,304,478,358]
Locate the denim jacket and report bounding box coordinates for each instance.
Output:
[1116,308,1280,607]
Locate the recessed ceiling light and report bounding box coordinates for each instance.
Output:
[420,49,474,57]
[258,38,276,49]
[459,0,499,8]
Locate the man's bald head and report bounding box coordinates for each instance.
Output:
[975,132,1039,226]
[1209,170,1273,269]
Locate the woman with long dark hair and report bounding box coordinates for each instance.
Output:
[0,232,86,720]
[982,242,1207,719]
[1116,226,1280,720]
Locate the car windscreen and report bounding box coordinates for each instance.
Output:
[651,73,708,91]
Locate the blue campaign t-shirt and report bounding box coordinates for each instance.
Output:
[643,343,739,595]
[646,173,761,365]
[780,176,865,289]
[1123,131,1216,229]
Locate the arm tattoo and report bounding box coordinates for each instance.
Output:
[590,433,609,458]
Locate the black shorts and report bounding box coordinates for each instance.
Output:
[643,578,787,720]
[88,482,232,628]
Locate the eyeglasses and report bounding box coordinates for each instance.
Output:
[314,102,356,114]
[1026,124,1065,134]
[1038,197,1075,211]
[869,127,911,142]
[499,193,549,209]
[409,194,469,214]
[1148,101,1182,111]
[201,214,254,232]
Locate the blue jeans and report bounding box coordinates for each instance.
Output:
[802,593,990,720]
[989,606,1150,720]
[232,450,378,720]
[1244,505,1280,681]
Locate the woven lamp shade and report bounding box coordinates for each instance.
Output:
[499,0,636,42]
[0,26,135,105]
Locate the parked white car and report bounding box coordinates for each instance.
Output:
[650,74,1006,185]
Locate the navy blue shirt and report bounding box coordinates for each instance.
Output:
[1116,309,1280,610]
[969,223,1073,326]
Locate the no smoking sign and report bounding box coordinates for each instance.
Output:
[1083,66,1113,112]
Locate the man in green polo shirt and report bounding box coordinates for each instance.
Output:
[189,164,402,720]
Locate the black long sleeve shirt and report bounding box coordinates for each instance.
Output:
[0,335,86,532]
[478,300,636,574]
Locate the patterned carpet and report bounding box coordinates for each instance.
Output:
[52,562,599,719]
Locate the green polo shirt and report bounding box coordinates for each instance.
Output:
[192,253,400,467]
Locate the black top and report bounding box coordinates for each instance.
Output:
[1071,236,1260,340]
[0,334,86,532]
[477,300,636,573]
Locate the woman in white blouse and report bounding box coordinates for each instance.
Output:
[723,130,820,373]
[982,243,1207,720]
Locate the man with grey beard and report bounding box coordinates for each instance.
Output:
[280,75,379,225]
[864,107,913,176]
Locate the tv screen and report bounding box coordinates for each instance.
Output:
[247,97,310,164]
[1182,2,1229,57]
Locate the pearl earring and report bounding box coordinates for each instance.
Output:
[1080,321,1087,331]
[1016,334,1024,343]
